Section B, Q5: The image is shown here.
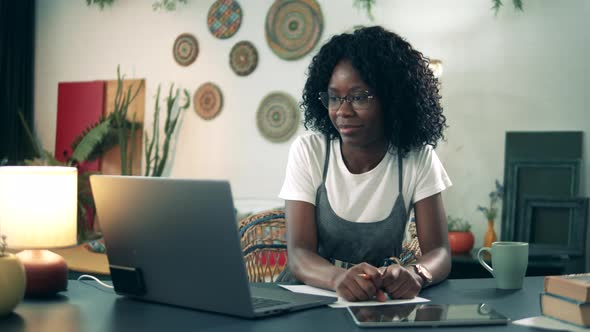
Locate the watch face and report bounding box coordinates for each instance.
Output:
[416,264,433,283]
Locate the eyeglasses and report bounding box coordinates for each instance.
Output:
[318,90,374,110]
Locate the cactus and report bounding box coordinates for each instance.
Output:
[0,235,7,256]
[144,84,190,177]
[111,65,144,175]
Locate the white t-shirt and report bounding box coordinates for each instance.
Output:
[279,134,452,222]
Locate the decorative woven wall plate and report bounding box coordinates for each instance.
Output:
[173,33,199,66]
[194,83,223,120]
[229,41,258,76]
[257,92,300,142]
[265,0,323,61]
[207,0,242,39]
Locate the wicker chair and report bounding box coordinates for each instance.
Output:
[402,220,422,258]
[238,209,422,282]
[238,209,287,282]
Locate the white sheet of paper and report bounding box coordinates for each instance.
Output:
[279,284,430,308]
[513,316,590,332]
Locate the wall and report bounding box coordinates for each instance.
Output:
[35,0,590,249]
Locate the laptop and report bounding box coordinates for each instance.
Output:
[90,175,336,318]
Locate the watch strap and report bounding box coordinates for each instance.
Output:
[413,264,433,286]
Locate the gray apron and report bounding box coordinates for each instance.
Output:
[277,137,408,282]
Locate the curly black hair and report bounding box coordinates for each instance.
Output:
[301,26,446,157]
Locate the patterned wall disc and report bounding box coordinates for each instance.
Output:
[265,0,323,61]
[173,33,199,66]
[229,41,258,76]
[257,92,300,142]
[207,0,243,39]
[194,83,223,120]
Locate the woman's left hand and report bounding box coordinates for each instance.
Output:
[380,265,423,299]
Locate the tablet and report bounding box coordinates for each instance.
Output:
[347,303,510,327]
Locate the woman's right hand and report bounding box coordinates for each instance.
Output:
[333,263,387,302]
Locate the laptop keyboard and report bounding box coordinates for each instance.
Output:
[251,297,289,309]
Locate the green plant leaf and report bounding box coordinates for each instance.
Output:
[353,0,376,21]
[71,116,119,162]
[0,235,7,256]
[71,118,113,162]
[144,84,189,177]
[153,0,188,11]
[492,0,524,15]
[492,0,503,15]
[447,216,472,232]
[18,111,64,166]
[86,0,115,10]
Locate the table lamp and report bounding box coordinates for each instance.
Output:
[0,166,77,297]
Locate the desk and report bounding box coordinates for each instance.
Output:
[1,277,544,332]
[52,246,109,275]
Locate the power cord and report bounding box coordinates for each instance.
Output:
[77,274,114,289]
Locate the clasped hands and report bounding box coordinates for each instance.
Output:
[334,262,423,302]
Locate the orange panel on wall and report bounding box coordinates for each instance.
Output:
[55,81,105,173]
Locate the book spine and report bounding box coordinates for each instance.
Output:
[540,292,590,327]
[542,292,588,305]
[545,276,590,302]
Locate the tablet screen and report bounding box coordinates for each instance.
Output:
[347,303,509,327]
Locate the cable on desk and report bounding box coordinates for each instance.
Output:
[77,274,114,289]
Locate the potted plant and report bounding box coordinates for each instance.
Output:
[477,180,504,248]
[447,216,474,255]
[19,66,143,245]
[0,235,26,316]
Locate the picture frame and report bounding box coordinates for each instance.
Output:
[521,196,588,257]
[502,159,581,241]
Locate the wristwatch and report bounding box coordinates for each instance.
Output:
[412,264,433,286]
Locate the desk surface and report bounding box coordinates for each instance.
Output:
[2,277,544,332]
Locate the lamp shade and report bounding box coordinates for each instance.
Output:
[428,59,443,78]
[0,166,77,249]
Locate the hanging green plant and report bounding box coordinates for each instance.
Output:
[491,0,524,15]
[152,0,188,11]
[85,0,115,10]
[353,0,376,21]
[86,0,189,12]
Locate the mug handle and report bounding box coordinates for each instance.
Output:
[477,247,493,275]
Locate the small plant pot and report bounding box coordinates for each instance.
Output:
[448,231,475,255]
[0,253,26,316]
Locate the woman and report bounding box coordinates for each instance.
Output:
[278,26,451,301]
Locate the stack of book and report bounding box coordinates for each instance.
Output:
[541,273,590,327]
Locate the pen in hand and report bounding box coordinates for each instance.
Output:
[357,266,387,279]
[357,272,387,302]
